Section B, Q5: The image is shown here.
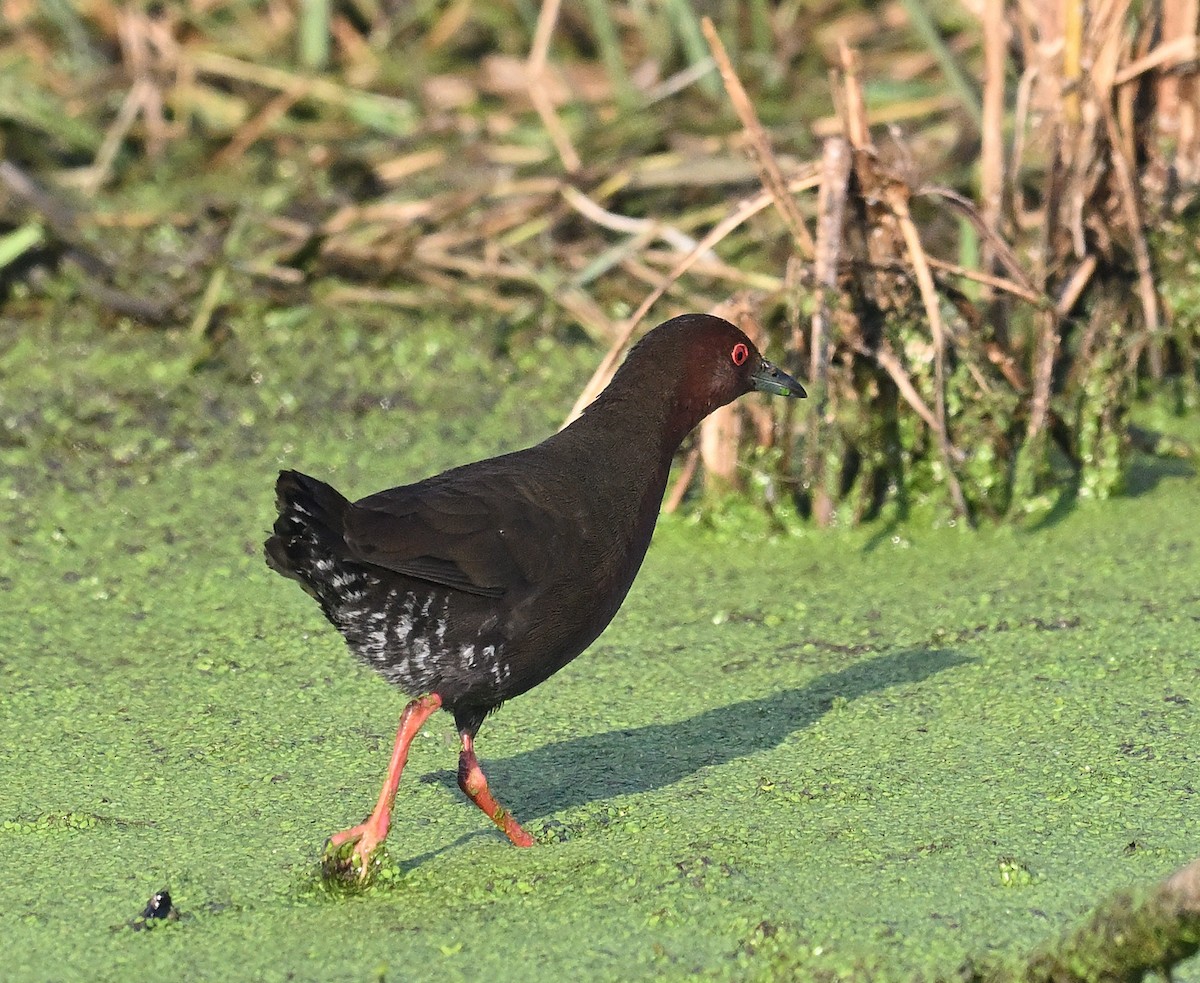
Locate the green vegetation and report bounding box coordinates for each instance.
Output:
[2,2,1198,524]
[1,3,1198,977]
[1,305,1197,980]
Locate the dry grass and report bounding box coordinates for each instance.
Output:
[0,0,1197,521]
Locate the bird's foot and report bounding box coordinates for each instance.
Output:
[321,818,388,885]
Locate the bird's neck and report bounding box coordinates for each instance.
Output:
[572,382,694,478]
[551,384,697,568]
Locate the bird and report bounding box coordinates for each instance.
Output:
[264,312,806,879]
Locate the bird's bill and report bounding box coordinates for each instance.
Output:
[751,358,807,398]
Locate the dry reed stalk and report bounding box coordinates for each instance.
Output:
[81,8,181,192]
[849,335,946,441]
[836,41,870,152]
[1114,33,1199,84]
[662,447,701,514]
[188,50,413,128]
[411,268,531,312]
[700,16,815,259]
[619,256,712,311]
[484,176,563,201]
[625,153,797,189]
[322,284,518,313]
[212,83,307,167]
[643,59,718,106]
[373,149,449,185]
[425,0,475,51]
[496,250,615,342]
[117,9,174,158]
[1025,305,1059,451]
[809,92,960,137]
[1155,0,1199,178]
[417,204,536,256]
[577,227,662,287]
[1054,253,1097,316]
[526,0,581,174]
[1008,57,1037,230]
[811,138,850,391]
[640,250,784,292]
[698,296,763,494]
[804,137,851,526]
[412,252,531,282]
[84,82,148,194]
[324,200,438,235]
[417,242,614,343]
[698,387,744,494]
[918,187,1038,294]
[1099,95,1161,370]
[559,185,708,256]
[922,255,1044,305]
[330,13,375,82]
[886,183,970,519]
[189,264,227,335]
[979,0,1006,289]
[1091,0,1161,372]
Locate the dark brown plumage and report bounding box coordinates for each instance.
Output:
[265,312,806,877]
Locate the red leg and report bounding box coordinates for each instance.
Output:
[457,731,534,847]
[324,692,443,879]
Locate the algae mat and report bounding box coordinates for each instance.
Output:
[1,314,1198,980]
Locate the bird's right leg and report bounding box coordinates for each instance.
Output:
[457,731,535,847]
[323,692,443,881]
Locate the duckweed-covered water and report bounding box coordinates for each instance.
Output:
[1,306,1197,981]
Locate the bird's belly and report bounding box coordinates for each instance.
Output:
[494,565,639,696]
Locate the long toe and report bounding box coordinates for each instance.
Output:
[322,823,386,883]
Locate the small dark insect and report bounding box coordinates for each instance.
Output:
[141,890,173,919]
[127,889,180,929]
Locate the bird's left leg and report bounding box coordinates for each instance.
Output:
[323,692,443,880]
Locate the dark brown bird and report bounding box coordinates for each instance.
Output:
[265,313,805,878]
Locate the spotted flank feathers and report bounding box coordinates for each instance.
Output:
[265,470,511,704]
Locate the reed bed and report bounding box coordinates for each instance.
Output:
[1,0,1197,522]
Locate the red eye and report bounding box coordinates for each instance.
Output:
[731,342,748,366]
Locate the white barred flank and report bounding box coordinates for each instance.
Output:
[320,570,504,697]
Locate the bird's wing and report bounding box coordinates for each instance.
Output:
[342,461,576,598]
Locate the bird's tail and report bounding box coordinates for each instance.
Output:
[264,470,353,616]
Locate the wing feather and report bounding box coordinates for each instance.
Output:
[342,460,574,598]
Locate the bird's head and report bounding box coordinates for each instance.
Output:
[620,313,806,434]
